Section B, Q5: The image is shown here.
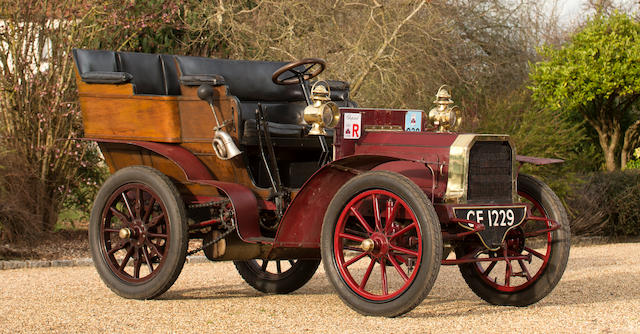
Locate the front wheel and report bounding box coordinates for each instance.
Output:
[321,171,442,317]
[456,174,571,306]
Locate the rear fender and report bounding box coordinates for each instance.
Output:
[87,138,260,241]
[274,155,404,248]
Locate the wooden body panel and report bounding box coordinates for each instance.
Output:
[76,73,181,142]
[177,85,272,200]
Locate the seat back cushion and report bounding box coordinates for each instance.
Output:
[73,49,118,73]
[176,56,305,102]
[118,52,166,95]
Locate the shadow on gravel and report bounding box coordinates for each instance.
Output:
[405,271,640,319]
[162,282,333,300]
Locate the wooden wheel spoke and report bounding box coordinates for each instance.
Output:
[518,259,532,280]
[141,246,154,274]
[385,199,399,234]
[483,260,497,276]
[504,261,512,287]
[118,246,134,270]
[276,261,282,274]
[343,251,368,268]
[380,258,388,295]
[109,207,131,226]
[344,228,368,238]
[133,249,142,278]
[338,232,364,243]
[147,213,165,228]
[525,247,545,260]
[372,194,382,231]
[390,222,417,240]
[148,232,168,239]
[503,246,512,287]
[145,239,162,259]
[389,244,418,257]
[108,240,128,256]
[104,228,121,233]
[360,258,376,289]
[350,207,374,234]
[261,260,269,272]
[134,188,142,219]
[121,193,135,220]
[387,254,409,282]
[142,197,155,223]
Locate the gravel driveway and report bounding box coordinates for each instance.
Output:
[1,243,639,333]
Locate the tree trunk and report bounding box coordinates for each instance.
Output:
[604,147,617,171]
[591,118,620,171]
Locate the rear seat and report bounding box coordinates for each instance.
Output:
[72,49,181,96]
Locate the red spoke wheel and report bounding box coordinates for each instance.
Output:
[89,166,188,299]
[233,259,321,294]
[321,171,442,317]
[456,174,570,306]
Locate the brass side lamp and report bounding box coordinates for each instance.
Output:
[428,85,462,132]
[303,82,340,135]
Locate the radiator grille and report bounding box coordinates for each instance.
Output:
[467,141,512,203]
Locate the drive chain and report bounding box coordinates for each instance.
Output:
[186,227,236,256]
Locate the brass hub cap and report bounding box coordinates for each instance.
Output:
[118,228,131,239]
[360,239,375,252]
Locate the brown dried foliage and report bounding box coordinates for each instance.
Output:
[0,0,102,241]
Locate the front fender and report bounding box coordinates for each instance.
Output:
[274,155,409,248]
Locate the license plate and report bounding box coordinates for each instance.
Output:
[453,206,526,250]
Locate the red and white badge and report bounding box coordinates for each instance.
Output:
[343,113,361,139]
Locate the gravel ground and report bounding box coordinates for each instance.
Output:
[1,243,639,333]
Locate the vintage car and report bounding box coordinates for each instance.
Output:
[72,49,570,317]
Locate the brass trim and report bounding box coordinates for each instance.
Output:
[360,239,375,252]
[119,228,131,239]
[363,125,403,132]
[444,134,517,204]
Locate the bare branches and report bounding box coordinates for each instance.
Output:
[350,0,427,95]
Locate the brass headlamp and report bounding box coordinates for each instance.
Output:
[303,82,340,136]
[428,85,462,132]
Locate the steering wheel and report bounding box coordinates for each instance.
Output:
[271,58,326,85]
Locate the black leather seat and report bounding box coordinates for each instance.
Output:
[72,49,181,96]
[73,49,355,143]
[175,55,355,143]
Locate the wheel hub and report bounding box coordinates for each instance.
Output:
[360,239,375,252]
[361,232,390,258]
[118,228,131,239]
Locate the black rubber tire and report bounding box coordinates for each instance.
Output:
[458,174,571,306]
[321,171,442,317]
[233,259,321,294]
[89,166,188,299]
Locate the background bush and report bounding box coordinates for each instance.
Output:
[567,171,640,237]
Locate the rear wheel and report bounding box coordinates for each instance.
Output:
[456,174,570,306]
[321,171,442,317]
[89,166,188,299]
[234,259,320,294]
